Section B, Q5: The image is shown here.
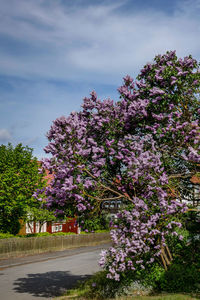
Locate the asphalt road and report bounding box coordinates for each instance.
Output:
[0,243,110,300]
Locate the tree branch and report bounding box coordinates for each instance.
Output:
[168,172,196,179]
[83,191,124,202]
[83,168,133,202]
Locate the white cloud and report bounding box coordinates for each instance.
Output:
[0,0,199,84]
[0,0,200,158]
[0,78,100,158]
[0,128,12,141]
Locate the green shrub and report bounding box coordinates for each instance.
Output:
[185,210,200,234]
[23,232,51,237]
[159,238,200,293]
[79,213,109,232]
[80,229,109,234]
[159,263,200,293]
[137,263,165,291]
[165,227,189,255]
[52,232,76,236]
[65,270,131,299]
[94,229,109,233]
[0,230,109,239]
[0,233,15,239]
[66,269,154,299]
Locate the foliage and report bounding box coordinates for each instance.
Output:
[165,226,190,255]
[0,143,46,234]
[136,230,200,293]
[37,51,200,280]
[79,213,109,232]
[62,266,199,299]
[0,233,15,239]
[25,206,56,233]
[23,232,76,237]
[93,229,109,233]
[159,238,200,293]
[51,232,76,236]
[64,270,138,299]
[185,210,200,234]
[0,231,109,238]
[24,232,51,237]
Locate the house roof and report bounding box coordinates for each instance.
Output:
[191,175,200,184]
[44,169,54,184]
[37,161,54,184]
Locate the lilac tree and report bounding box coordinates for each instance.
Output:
[37,51,200,280]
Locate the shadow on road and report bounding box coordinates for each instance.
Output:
[13,271,90,298]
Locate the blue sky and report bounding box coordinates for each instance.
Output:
[0,0,200,158]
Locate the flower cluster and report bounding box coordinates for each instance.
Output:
[37,51,200,279]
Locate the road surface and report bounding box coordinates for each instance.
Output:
[0,243,110,300]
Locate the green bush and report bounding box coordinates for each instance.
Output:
[0,233,15,239]
[80,229,109,234]
[94,229,109,233]
[137,263,165,291]
[0,230,109,239]
[21,232,51,238]
[51,232,76,236]
[65,270,137,299]
[159,263,200,293]
[165,227,189,255]
[137,233,200,293]
[185,210,200,234]
[79,213,109,232]
[159,238,200,293]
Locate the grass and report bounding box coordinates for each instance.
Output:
[53,270,200,300]
[119,295,200,300]
[52,258,200,300]
[55,293,200,300]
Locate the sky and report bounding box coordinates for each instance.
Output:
[0,0,200,159]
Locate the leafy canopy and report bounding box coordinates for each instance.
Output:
[0,143,46,234]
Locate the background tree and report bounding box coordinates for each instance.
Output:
[25,205,56,233]
[38,51,200,280]
[0,143,46,234]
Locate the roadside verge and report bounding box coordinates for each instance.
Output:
[0,232,110,259]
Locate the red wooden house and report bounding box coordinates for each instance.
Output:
[18,164,79,235]
[47,218,79,234]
